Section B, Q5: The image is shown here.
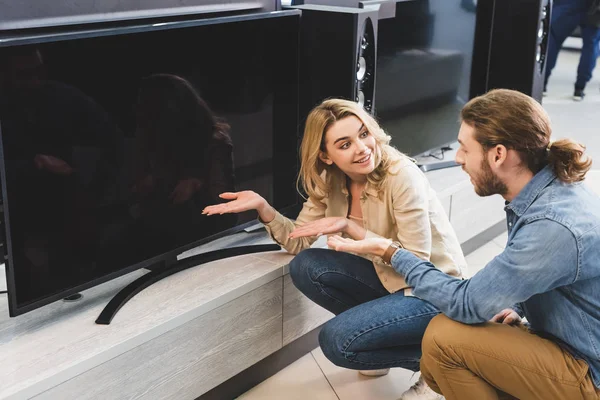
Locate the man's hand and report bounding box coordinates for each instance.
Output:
[491,308,522,325]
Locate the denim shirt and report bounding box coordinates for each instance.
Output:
[391,166,600,387]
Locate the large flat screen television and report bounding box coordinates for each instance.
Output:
[375,0,476,158]
[0,0,278,30]
[0,11,301,318]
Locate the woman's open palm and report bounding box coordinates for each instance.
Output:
[203,191,264,215]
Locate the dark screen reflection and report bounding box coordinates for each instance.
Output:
[0,16,298,309]
[124,74,236,262]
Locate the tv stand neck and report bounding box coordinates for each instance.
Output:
[95,244,280,325]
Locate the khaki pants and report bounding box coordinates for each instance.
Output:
[420,315,600,400]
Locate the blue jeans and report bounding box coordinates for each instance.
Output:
[545,0,600,90]
[289,248,440,372]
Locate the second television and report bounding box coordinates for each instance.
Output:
[288,0,477,158]
[0,11,301,317]
[375,0,477,157]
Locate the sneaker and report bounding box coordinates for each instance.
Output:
[400,375,444,400]
[573,88,585,101]
[358,368,390,377]
[543,85,548,97]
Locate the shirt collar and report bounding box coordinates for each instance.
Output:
[505,165,556,216]
[338,174,378,198]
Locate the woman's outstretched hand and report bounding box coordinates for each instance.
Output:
[327,235,392,258]
[202,191,275,222]
[289,217,349,239]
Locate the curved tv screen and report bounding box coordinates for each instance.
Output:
[0,12,300,316]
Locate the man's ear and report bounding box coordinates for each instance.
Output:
[319,151,333,165]
[489,144,508,168]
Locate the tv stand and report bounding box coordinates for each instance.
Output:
[96,244,281,325]
[418,160,459,172]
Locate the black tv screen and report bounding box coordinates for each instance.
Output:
[375,0,476,157]
[0,11,300,316]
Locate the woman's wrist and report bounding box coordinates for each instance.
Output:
[344,218,366,240]
[257,199,276,224]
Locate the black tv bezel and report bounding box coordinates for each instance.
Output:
[0,10,302,317]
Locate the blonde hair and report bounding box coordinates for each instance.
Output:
[461,89,591,183]
[298,98,404,201]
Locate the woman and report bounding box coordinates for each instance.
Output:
[203,99,465,399]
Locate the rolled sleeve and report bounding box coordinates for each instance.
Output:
[390,219,578,324]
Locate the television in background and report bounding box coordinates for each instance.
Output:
[374,0,476,158]
[287,0,476,159]
[0,11,301,317]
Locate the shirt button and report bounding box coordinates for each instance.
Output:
[509,222,513,227]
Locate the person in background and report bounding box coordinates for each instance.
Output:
[544,0,600,101]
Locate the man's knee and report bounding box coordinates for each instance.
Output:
[420,314,467,391]
[422,314,466,361]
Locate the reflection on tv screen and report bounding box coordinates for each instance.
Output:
[0,15,299,313]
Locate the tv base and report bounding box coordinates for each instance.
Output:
[95,244,281,325]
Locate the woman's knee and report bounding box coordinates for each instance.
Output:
[318,318,349,367]
[288,248,326,288]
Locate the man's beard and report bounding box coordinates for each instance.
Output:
[472,158,508,197]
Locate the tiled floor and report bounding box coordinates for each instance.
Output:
[238,349,420,400]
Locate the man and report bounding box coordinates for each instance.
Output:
[326,89,600,399]
[544,0,600,101]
